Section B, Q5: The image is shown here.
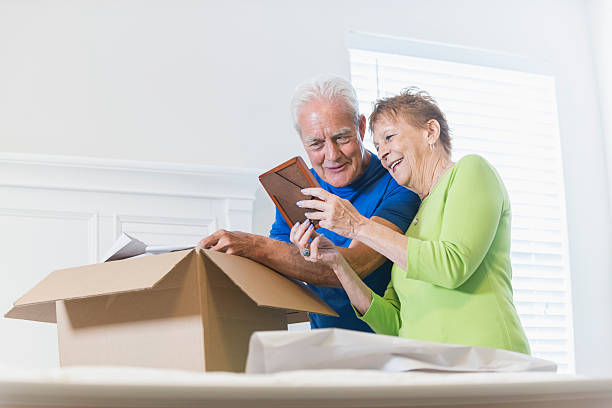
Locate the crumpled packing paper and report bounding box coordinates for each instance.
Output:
[245,328,557,374]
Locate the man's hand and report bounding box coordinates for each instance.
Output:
[196,230,258,257]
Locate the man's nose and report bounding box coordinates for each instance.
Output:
[324,141,342,161]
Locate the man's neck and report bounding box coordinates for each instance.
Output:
[354,150,371,182]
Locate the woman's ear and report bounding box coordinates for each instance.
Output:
[358,114,367,141]
[426,119,441,145]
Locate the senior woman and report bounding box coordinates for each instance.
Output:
[292,88,530,354]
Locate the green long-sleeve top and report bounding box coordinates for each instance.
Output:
[358,154,530,354]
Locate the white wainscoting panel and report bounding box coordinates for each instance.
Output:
[0,153,261,369]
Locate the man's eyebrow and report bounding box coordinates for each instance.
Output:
[304,128,353,143]
[304,136,323,144]
[331,127,353,138]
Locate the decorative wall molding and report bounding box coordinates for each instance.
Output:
[0,208,99,264]
[114,214,218,237]
[113,214,218,252]
[0,152,263,200]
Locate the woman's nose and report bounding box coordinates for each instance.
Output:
[378,145,390,163]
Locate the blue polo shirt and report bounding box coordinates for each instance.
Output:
[269,153,420,332]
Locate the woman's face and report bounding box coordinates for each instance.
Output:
[372,115,430,189]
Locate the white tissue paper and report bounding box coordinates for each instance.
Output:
[245,328,557,374]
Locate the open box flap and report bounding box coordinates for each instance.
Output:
[200,249,337,317]
[5,301,57,323]
[5,250,193,323]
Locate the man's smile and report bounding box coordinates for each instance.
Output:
[325,163,348,172]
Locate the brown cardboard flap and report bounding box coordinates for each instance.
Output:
[4,302,57,323]
[12,250,193,310]
[200,249,337,317]
[287,311,310,324]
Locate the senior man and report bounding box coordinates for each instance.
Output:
[197,76,420,332]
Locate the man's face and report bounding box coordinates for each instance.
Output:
[296,99,367,187]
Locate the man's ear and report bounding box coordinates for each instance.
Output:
[358,114,367,141]
[426,119,441,145]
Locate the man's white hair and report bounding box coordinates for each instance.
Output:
[290,75,360,134]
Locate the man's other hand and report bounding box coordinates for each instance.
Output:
[196,230,257,257]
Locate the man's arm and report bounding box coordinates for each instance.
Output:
[196,216,402,287]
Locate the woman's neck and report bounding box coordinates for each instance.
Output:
[414,153,454,201]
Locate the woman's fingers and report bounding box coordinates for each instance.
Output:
[291,220,319,260]
[310,235,321,260]
[298,222,315,251]
[296,199,326,211]
[304,233,321,263]
[292,220,341,266]
[289,221,299,244]
[290,221,308,245]
[305,211,325,221]
[301,187,331,200]
[290,221,307,244]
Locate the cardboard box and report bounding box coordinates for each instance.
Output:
[5,249,337,372]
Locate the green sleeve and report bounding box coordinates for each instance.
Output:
[405,156,505,289]
[355,280,401,336]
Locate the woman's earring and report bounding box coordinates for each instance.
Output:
[429,142,435,152]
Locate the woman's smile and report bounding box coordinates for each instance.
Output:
[390,158,403,172]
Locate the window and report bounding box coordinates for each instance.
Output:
[349,34,574,373]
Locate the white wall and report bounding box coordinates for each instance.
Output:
[586,0,612,222]
[1,0,610,376]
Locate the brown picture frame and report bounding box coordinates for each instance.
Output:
[259,156,321,229]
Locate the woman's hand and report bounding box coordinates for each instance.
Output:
[290,220,345,269]
[291,219,374,315]
[297,188,369,239]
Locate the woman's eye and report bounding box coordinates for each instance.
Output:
[385,134,394,142]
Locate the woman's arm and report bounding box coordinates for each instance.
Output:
[290,221,373,314]
[331,255,373,315]
[354,220,410,270]
[359,281,402,336]
[291,212,402,335]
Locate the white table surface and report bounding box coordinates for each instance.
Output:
[1,366,612,408]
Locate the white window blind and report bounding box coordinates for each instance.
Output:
[350,47,574,373]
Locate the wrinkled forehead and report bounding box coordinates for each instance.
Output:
[297,98,357,130]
